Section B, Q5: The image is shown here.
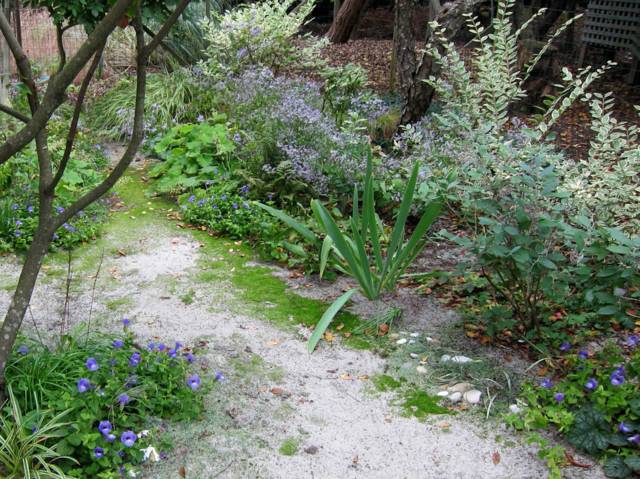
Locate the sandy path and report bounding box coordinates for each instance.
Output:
[0,170,605,479]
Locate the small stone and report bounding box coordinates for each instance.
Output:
[448,382,474,394]
[270,387,284,396]
[440,354,451,363]
[441,355,473,364]
[436,391,449,397]
[464,389,482,404]
[410,332,420,337]
[425,337,434,342]
[304,446,319,455]
[449,392,462,403]
[409,353,420,359]
[416,365,427,374]
[509,404,521,414]
[396,338,408,345]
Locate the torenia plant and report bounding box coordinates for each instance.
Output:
[260,152,441,351]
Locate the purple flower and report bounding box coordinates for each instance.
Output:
[15,220,22,226]
[196,114,205,122]
[559,341,571,352]
[118,393,130,405]
[122,318,130,328]
[585,378,598,391]
[167,348,177,359]
[27,206,34,213]
[554,392,565,403]
[17,344,28,355]
[215,371,226,382]
[147,342,155,351]
[104,433,116,442]
[11,204,18,210]
[118,451,126,458]
[85,358,99,371]
[157,343,166,352]
[578,350,588,360]
[56,206,64,214]
[540,378,553,389]
[77,378,91,393]
[129,352,141,367]
[183,352,195,363]
[120,431,137,447]
[237,47,248,59]
[626,335,639,348]
[188,195,196,203]
[112,340,124,348]
[187,375,201,390]
[175,342,183,350]
[619,422,633,434]
[232,202,238,210]
[94,447,104,459]
[629,434,640,446]
[610,369,625,386]
[98,420,112,435]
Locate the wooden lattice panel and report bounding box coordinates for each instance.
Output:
[582,0,640,56]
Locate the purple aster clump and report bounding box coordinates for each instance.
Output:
[585,378,598,391]
[129,352,142,367]
[85,357,99,371]
[187,375,201,390]
[94,447,104,459]
[77,378,91,393]
[539,378,553,389]
[120,431,137,447]
[98,420,112,435]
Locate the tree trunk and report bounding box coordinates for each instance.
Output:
[394,0,418,101]
[398,0,482,125]
[0,0,10,106]
[334,0,342,19]
[327,0,367,43]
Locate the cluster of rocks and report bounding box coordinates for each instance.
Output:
[436,382,483,405]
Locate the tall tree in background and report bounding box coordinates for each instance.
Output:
[0,0,191,400]
[394,0,481,124]
[327,0,368,43]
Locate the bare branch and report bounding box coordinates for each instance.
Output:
[142,24,187,66]
[0,0,135,165]
[0,103,29,123]
[55,23,67,72]
[48,41,107,193]
[144,0,191,56]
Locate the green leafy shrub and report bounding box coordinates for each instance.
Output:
[149,118,236,194]
[509,339,640,478]
[201,0,324,78]
[0,126,109,253]
[5,325,211,478]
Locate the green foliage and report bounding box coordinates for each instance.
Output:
[6,328,209,478]
[88,70,216,140]
[321,64,369,124]
[0,125,109,253]
[260,153,441,350]
[0,386,75,479]
[201,0,325,78]
[510,343,640,478]
[150,118,235,193]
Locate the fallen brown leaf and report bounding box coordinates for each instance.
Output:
[492,451,501,465]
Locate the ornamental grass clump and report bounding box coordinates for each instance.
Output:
[3,320,217,478]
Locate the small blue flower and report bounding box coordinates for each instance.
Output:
[157,343,166,352]
[129,352,141,367]
[539,378,553,389]
[27,206,34,213]
[15,220,22,226]
[167,348,177,359]
[619,422,633,434]
[98,420,112,435]
[237,47,248,59]
[215,371,226,382]
[585,378,598,391]
[94,447,104,459]
[120,431,137,448]
[577,350,588,360]
[610,370,625,386]
[14,230,21,237]
[559,341,571,352]
[187,375,201,390]
[77,378,91,393]
[85,357,99,371]
[122,318,130,328]
[629,434,640,446]
[188,195,196,203]
[196,114,205,122]
[626,335,639,348]
[232,202,238,210]
[11,204,18,211]
[147,342,155,351]
[112,340,124,348]
[17,344,28,355]
[183,352,195,363]
[56,206,64,214]
[118,393,130,405]
[104,433,116,442]
[554,392,565,403]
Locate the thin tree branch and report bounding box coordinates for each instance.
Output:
[55,23,67,72]
[0,102,29,123]
[0,0,134,165]
[142,24,187,66]
[48,40,107,194]
[143,0,191,57]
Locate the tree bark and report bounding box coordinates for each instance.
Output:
[398,0,482,125]
[0,0,10,106]
[327,0,367,43]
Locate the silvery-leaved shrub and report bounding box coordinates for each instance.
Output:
[201,0,325,79]
[560,93,640,234]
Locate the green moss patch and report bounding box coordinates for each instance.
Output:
[397,390,450,419]
[278,437,300,456]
